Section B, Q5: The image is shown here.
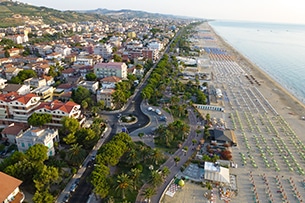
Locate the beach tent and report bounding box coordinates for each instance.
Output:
[204,162,230,185]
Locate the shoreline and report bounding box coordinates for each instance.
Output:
[207,22,305,118]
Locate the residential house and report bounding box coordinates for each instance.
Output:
[96,88,115,109]
[42,75,55,86]
[0,172,25,203]
[32,86,54,101]
[78,66,94,79]
[61,68,76,78]
[0,92,41,126]
[74,55,94,66]
[0,78,7,89]
[24,77,47,88]
[100,76,122,89]
[78,81,99,93]
[4,67,22,80]
[1,84,30,95]
[46,52,63,61]
[1,123,24,143]
[35,63,50,76]
[16,127,59,156]
[94,62,127,79]
[6,34,28,44]
[34,100,84,127]
[54,45,71,56]
[93,43,113,59]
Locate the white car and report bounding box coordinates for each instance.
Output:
[148,107,153,111]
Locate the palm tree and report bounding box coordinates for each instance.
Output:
[115,173,133,199]
[150,171,163,188]
[130,168,142,190]
[161,166,170,178]
[66,144,86,166]
[174,156,180,166]
[142,187,156,203]
[151,149,164,165]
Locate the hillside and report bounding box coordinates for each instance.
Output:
[83,8,189,20]
[0,1,110,28]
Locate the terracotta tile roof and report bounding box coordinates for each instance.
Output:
[57,83,74,89]
[0,172,22,202]
[16,93,38,105]
[4,67,17,73]
[1,124,24,136]
[62,68,75,74]
[36,100,79,114]
[42,75,53,81]
[101,76,122,83]
[0,92,19,102]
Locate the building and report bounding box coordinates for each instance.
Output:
[31,86,54,101]
[0,172,25,203]
[77,81,99,93]
[1,123,24,144]
[0,93,41,122]
[4,67,22,80]
[94,62,127,79]
[24,77,47,88]
[1,84,30,95]
[16,127,59,156]
[96,88,115,109]
[100,76,122,89]
[34,100,84,127]
[93,43,113,59]
[204,162,230,185]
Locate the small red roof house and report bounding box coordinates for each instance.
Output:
[1,123,24,143]
[0,172,24,203]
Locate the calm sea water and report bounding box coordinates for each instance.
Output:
[209,20,305,103]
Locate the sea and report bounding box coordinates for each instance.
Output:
[209,20,305,104]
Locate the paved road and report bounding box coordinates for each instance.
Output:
[57,28,182,203]
[135,107,202,203]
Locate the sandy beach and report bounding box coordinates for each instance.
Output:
[192,22,305,203]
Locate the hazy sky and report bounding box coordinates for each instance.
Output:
[20,0,305,24]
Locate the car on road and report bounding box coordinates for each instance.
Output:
[75,178,80,185]
[62,194,70,203]
[155,109,162,115]
[70,183,77,192]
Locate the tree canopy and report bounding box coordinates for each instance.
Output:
[28,113,52,127]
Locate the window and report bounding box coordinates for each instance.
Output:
[21,143,25,147]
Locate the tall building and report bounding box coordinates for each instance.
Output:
[94,62,127,79]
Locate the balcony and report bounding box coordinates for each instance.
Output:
[10,192,25,203]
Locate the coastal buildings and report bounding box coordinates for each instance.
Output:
[0,172,25,203]
[16,127,59,156]
[94,62,127,79]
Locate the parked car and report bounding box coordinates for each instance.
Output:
[62,194,70,203]
[70,183,77,192]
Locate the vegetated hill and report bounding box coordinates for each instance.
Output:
[82,8,190,20]
[0,1,110,28]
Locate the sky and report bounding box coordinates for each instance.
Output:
[19,0,305,24]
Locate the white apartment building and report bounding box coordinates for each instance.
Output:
[94,43,113,59]
[0,93,41,122]
[34,100,84,127]
[74,55,93,66]
[94,62,127,79]
[16,127,59,156]
[96,88,115,109]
